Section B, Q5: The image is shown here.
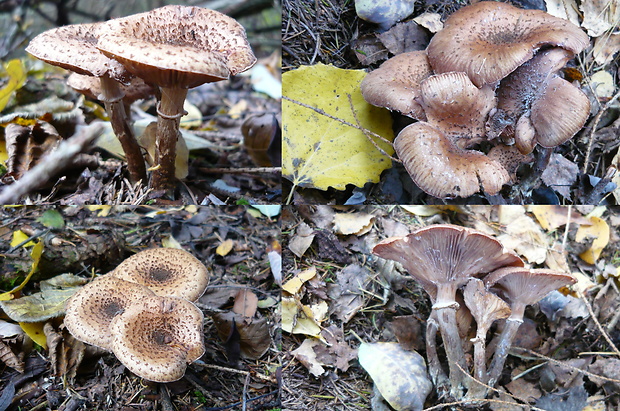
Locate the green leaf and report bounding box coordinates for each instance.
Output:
[282,64,394,192]
[37,209,65,229]
[0,274,87,322]
[0,59,27,112]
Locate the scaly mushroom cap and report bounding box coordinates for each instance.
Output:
[67,72,156,104]
[25,22,130,82]
[489,48,590,154]
[393,72,509,198]
[110,296,205,382]
[110,248,209,301]
[373,224,524,297]
[487,144,535,182]
[427,1,589,87]
[360,51,433,120]
[484,266,576,320]
[96,5,257,88]
[64,276,157,350]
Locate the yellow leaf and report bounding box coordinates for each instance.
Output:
[216,239,234,256]
[0,59,27,112]
[84,205,112,217]
[282,64,394,192]
[10,230,35,247]
[282,267,317,295]
[19,322,47,349]
[575,216,609,264]
[0,136,8,165]
[333,212,374,235]
[161,235,183,250]
[281,297,323,338]
[0,240,44,301]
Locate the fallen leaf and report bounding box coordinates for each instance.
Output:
[580,0,620,37]
[0,59,27,112]
[376,21,429,55]
[281,297,323,338]
[315,325,358,372]
[216,239,235,256]
[232,289,258,318]
[498,208,548,264]
[282,64,395,191]
[332,212,374,235]
[590,70,616,99]
[288,222,315,258]
[575,216,610,264]
[592,34,620,65]
[0,341,23,373]
[291,338,325,377]
[529,205,590,231]
[540,153,579,199]
[544,0,581,26]
[282,267,317,295]
[327,264,373,323]
[0,320,23,338]
[412,12,443,33]
[358,342,432,411]
[0,240,44,301]
[19,322,47,348]
[212,311,271,360]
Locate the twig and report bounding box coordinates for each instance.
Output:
[347,94,400,163]
[283,96,388,142]
[579,291,620,357]
[582,89,620,175]
[0,123,105,204]
[198,166,282,174]
[192,361,276,384]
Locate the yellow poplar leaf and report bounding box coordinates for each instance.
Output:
[0,240,43,301]
[216,239,234,256]
[282,64,394,191]
[575,216,609,264]
[19,322,47,349]
[0,59,27,112]
[10,230,35,248]
[84,205,112,217]
[282,267,317,295]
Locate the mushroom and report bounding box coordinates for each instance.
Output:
[110,248,209,302]
[426,1,589,87]
[462,278,511,398]
[26,22,147,184]
[373,224,523,396]
[483,266,576,387]
[393,72,510,198]
[110,295,205,382]
[487,48,590,154]
[96,5,257,194]
[64,275,157,350]
[360,50,433,120]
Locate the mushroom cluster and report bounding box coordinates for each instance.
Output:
[361,1,590,199]
[373,224,575,400]
[64,248,209,382]
[26,5,256,194]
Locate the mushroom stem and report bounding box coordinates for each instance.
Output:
[426,313,449,390]
[486,312,524,387]
[151,87,188,194]
[99,75,147,184]
[433,284,468,398]
[466,332,490,399]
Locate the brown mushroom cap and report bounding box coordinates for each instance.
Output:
[25,22,129,83]
[487,144,535,181]
[393,72,509,198]
[489,48,590,154]
[96,5,256,89]
[110,296,205,382]
[110,248,209,301]
[64,276,157,350]
[463,278,511,337]
[373,224,524,302]
[426,1,589,87]
[484,266,576,320]
[360,51,433,120]
[67,73,156,104]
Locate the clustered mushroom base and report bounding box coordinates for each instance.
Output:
[373,224,576,400]
[64,247,209,382]
[361,1,590,199]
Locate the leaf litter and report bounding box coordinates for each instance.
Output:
[282,205,620,410]
[0,205,280,410]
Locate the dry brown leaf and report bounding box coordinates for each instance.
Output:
[288,222,315,258]
[592,34,620,65]
[232,289,258,318]
[0,340,23,373]
[291,339,325,377]
[529,205,591,231]
[212,311,271,360]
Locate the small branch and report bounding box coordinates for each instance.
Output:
[0,123,105,204]
[582,89,620,175]
[198,166,281,174]
[579,291,620,357]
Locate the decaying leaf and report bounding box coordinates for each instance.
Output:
[282,267,317,295]
[291,338,326,377]
[4,121,62,180]
[358,342,432,411]
[0,59,27,112]
[332,212,374,236]
[592,34,620,65]
[282,64,395,191]
[376,21,429,55]
[216,239,235,257]
[212,311,271,360]
[0,273,87,322]
[281,296,323,339]
[288,222,315,258]
[530,205,591,231]
[575,216,610,264]
[232,289,258,318]
[44,322,86,381]
[0,240,44,301]
[497,207,549,264]
[580,0,620,37]
[540,153,579,199]
[327,264,373,323]
[0,340,24,373]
